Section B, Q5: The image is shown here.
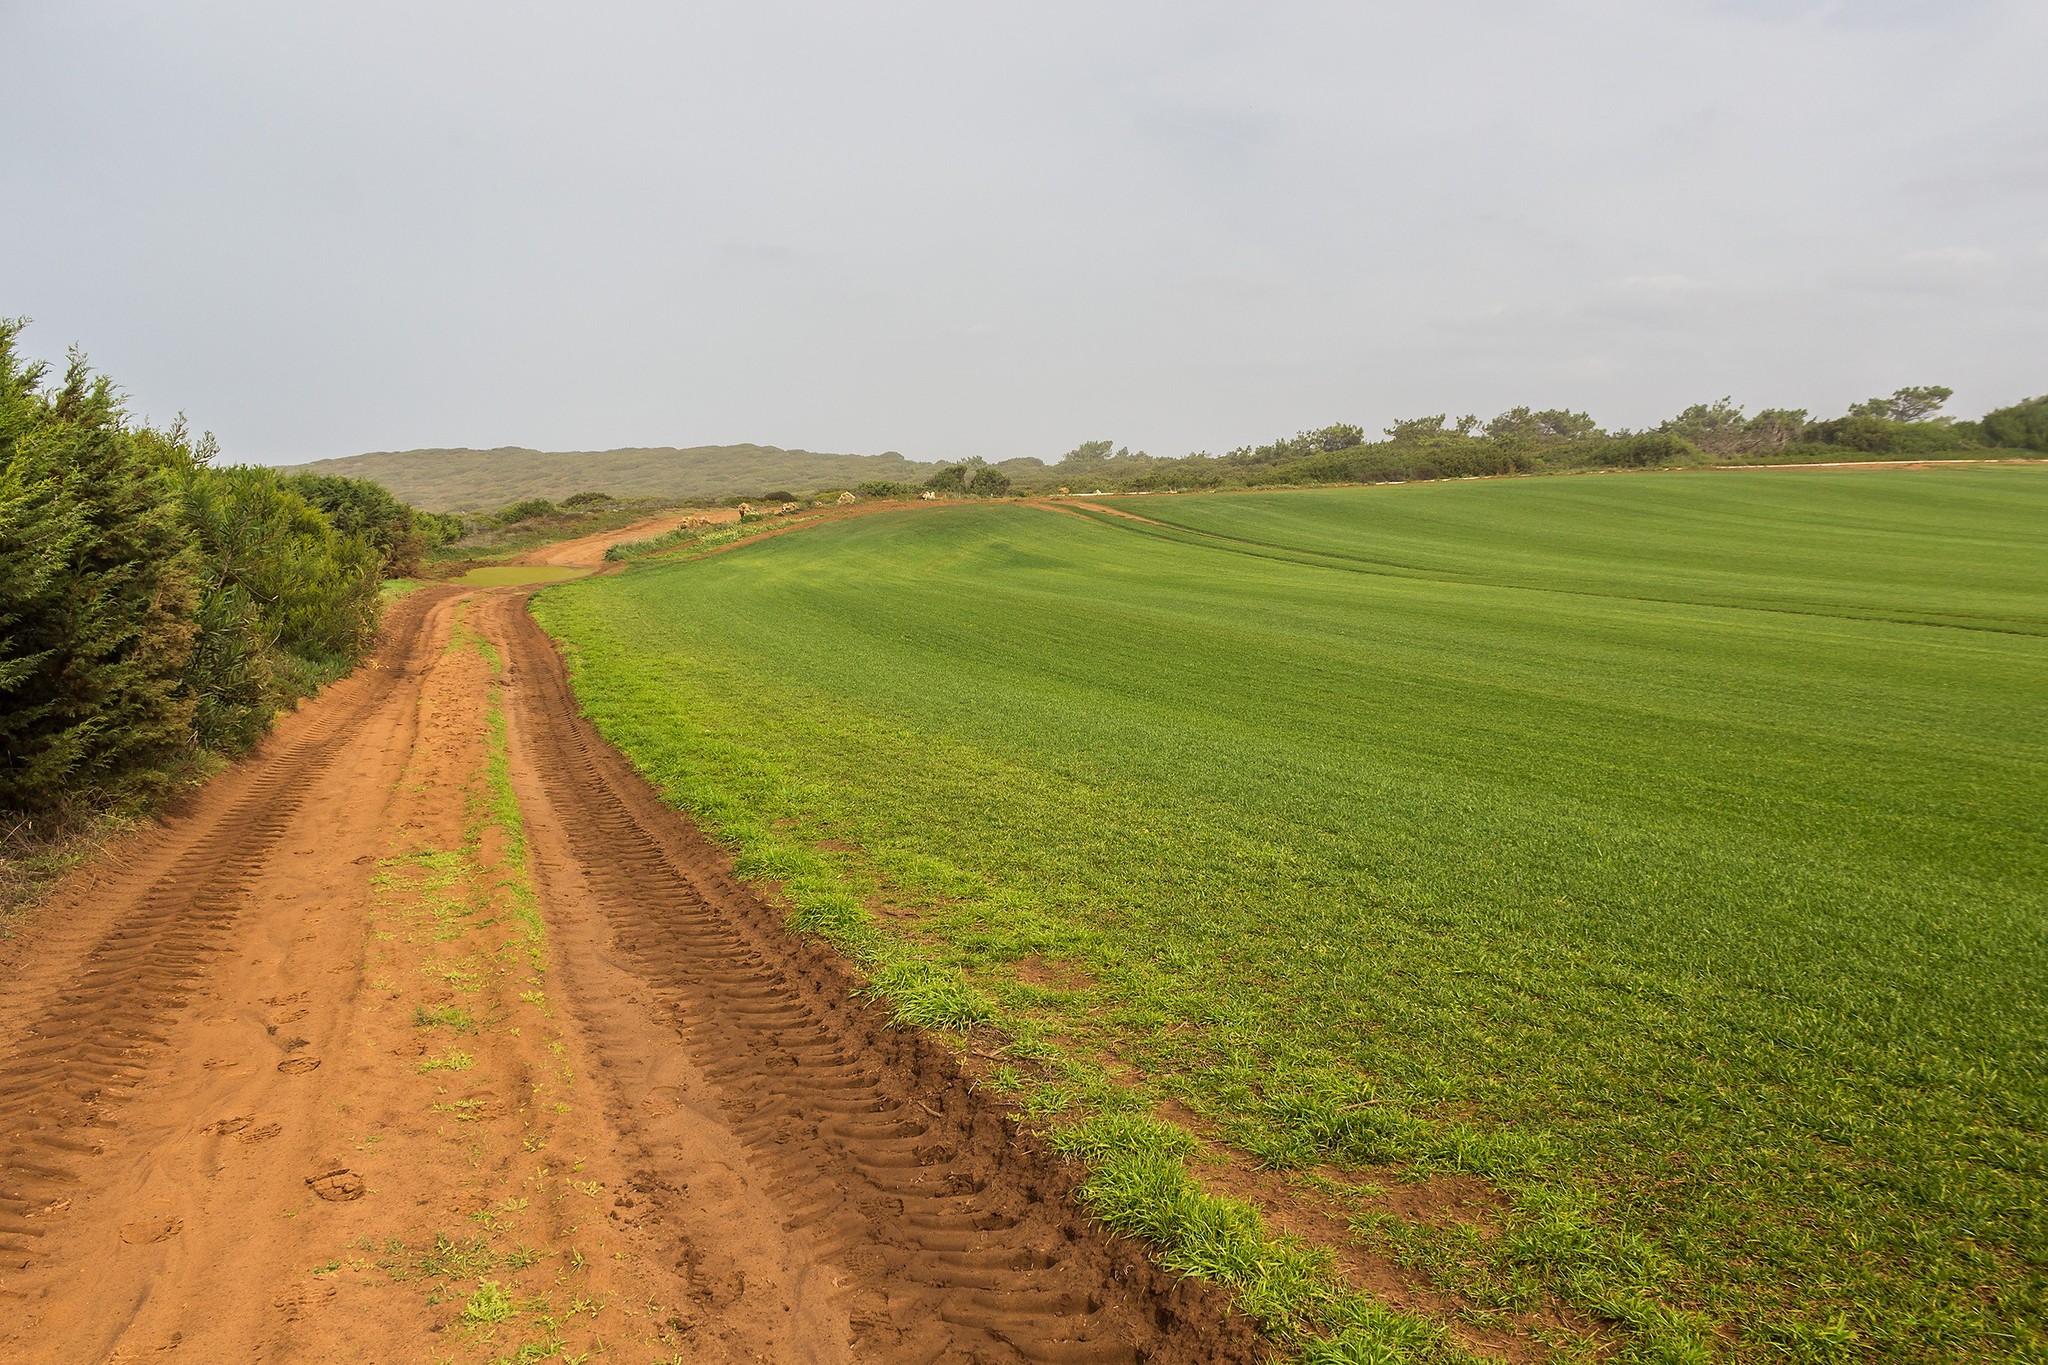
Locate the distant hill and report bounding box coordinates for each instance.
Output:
[279,444,945,512]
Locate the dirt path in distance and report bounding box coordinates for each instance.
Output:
[0,527,1259,1362]
[521,507,738,567]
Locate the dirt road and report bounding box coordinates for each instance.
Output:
[0,541,1256,1361]
[520,508,738,567]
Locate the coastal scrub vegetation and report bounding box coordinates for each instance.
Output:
[0,320,433,830]
[285,385,2044,513]
[1023,385,2043,495]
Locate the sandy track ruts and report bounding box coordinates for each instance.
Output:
[0,590,442,1269]
[0,566,1260,1362]
[490,593,1259,1363]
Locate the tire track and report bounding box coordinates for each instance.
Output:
[494,596,1261,1364]
[0,593,446,1275]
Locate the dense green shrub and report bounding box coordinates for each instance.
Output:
[283,471,454,575]
[1604,431,1699,468]
[183,466,380,748]
[1804,415,1981,455]
[495,497,558,524]
[0,334,197,808]
[1980,395,2048,452]
[0,320,394,812]
[920,459,1014,497]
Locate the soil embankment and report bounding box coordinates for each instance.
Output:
[0,526,1258,1361]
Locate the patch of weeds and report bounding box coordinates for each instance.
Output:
[420,1050,476,1073]
[414,1003,478,1033]
[1020,1084,1078,1119]
[429,963,482,994]
[462,1279,513,1327]
[979,1064,1027,1094]
[470,1197,529,1231]
[1228,1079,1553,1182]
[1052,1112,1480,1359]
[416,1233,498,1280]
[865,958,995,1029]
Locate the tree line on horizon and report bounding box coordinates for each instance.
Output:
[0,320,449,821]
[1011,385,2048,493]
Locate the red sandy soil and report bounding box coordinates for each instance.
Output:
[0,521,1259,1363]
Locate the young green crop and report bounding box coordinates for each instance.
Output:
[532,467,2048,1362]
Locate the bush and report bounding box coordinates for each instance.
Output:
[494,497,558,524]
[182,466,380,748]
[0,334,197,808]
[282,471,437,575]
[0,320,390,812]
[1981,395,2048,452]
[561,490,614,508]
[1605,431,1698,468]
[1804,416,1979,456]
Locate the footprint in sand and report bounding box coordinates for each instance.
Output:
[304,1168,363,1202]
[277,1056,321,1075]
[119,1217,182,1245]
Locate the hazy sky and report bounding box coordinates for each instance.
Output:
[3,1,2043,465]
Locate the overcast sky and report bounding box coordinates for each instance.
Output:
[3,1,2043,465]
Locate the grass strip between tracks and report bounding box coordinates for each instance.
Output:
[354,604,624,1363]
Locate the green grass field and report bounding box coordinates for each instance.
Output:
[455,564,592,587]
[531,468,2047,1363]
